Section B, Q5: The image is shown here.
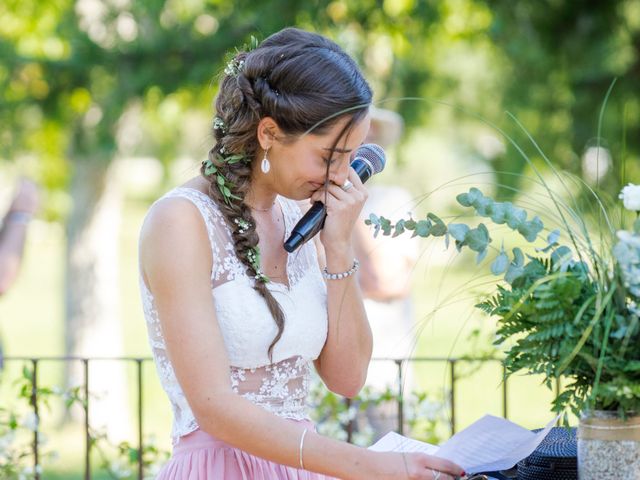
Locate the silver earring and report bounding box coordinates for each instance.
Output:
[261,148,271,174]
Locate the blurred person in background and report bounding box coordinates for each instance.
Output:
[0,178,40,367]
[354,107,419,439]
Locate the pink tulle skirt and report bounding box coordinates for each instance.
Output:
[157,419,339,479]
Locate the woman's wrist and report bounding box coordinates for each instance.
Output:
[323,244,354,269]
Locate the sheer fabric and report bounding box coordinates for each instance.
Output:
[140,187,328,444]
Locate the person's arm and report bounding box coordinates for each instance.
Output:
[311,168,373,398]
[140,197,463,480]
[0,179,39,295]
[352,218,417,302]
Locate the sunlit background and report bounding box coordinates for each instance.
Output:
[1,0,639,477]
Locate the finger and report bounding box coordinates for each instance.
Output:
[427,458,465,477]
[311,183,351,204]
[428,470,455,480]
[347,166,365,190]
[309,187,339,204]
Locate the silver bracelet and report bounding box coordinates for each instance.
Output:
[322,258,360,280]
[299,428,308,470]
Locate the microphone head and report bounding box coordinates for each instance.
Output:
[354,143,386,175]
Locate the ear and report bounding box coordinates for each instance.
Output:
[257,117,283,150]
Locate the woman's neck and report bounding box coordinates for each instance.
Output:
[245,174,278,211]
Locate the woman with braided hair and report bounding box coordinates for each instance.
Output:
[139,28,464,480]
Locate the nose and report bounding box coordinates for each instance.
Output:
[329,159,351,187]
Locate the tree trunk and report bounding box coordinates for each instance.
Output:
[65,158,131,441]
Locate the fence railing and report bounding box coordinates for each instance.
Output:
[1,355,558,479]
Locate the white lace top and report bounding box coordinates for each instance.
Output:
[139,187,329,444]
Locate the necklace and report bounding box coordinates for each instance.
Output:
[247,202,275,213]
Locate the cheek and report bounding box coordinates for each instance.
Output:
[295,157,326,182]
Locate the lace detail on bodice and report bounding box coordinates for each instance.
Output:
[230,356,311,421]
[139,187,328,443]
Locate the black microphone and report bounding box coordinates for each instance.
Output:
[283,143,386,253]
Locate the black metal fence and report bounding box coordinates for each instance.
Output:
[1,355,559,479]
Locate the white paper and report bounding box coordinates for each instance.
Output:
[369,431,439,455]
[436,414,557,473]
[369,414,558,474]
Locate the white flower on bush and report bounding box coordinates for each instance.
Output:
[20,412,39,432]
[109,459,132,479]
[614,230,640,298]
[336,406,358,424]
[0,431,15,450]
[19,464,42,480]
[619,183,640,212]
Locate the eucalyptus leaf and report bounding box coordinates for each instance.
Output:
[467,187,483,204]
[456,192,472,207]
[448,223,470,242]
[466,223,490,252]
[489,202,508,224]
[491,251,510,275]
[512,247,524,267]
[518,216,544,242]
[392,220,406,237]
[415,219,432,237]
[504,205,527,229]
[366,213,380,226]
[380,217,393,236]
[547,229,561,245]
[404,219,417,230]
[551,246,573,266]
[475,196,493,216]
[476,248,488,264]
[427,213,447,236]
[504,263,524,284]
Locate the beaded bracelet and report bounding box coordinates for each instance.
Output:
[322,259,360,280]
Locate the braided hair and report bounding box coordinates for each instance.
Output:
[201,28,372,359]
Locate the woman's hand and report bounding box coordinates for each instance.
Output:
[309,167,367,253]
[360,451,465,480]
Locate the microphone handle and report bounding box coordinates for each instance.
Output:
[283,201,326,252]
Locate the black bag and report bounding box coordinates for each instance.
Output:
[516,427,577,480]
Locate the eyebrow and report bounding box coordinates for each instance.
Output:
[322,147,352,153]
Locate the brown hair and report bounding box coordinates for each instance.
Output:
[201,28,372,358]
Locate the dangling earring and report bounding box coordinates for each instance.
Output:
[261,147,271,174]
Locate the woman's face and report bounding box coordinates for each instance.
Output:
[267,113,371,201]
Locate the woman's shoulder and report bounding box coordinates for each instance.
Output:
[140,192,210,252]
[139,192,215,287]
[144,177,222,229]
[140,179,219,250]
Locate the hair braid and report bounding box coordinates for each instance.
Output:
[202,28,373,360]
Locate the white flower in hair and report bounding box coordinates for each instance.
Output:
[224,58,245,77]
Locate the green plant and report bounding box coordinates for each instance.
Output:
[367,183,640,422]
[0,365,170,479]
[308,377,445,446]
